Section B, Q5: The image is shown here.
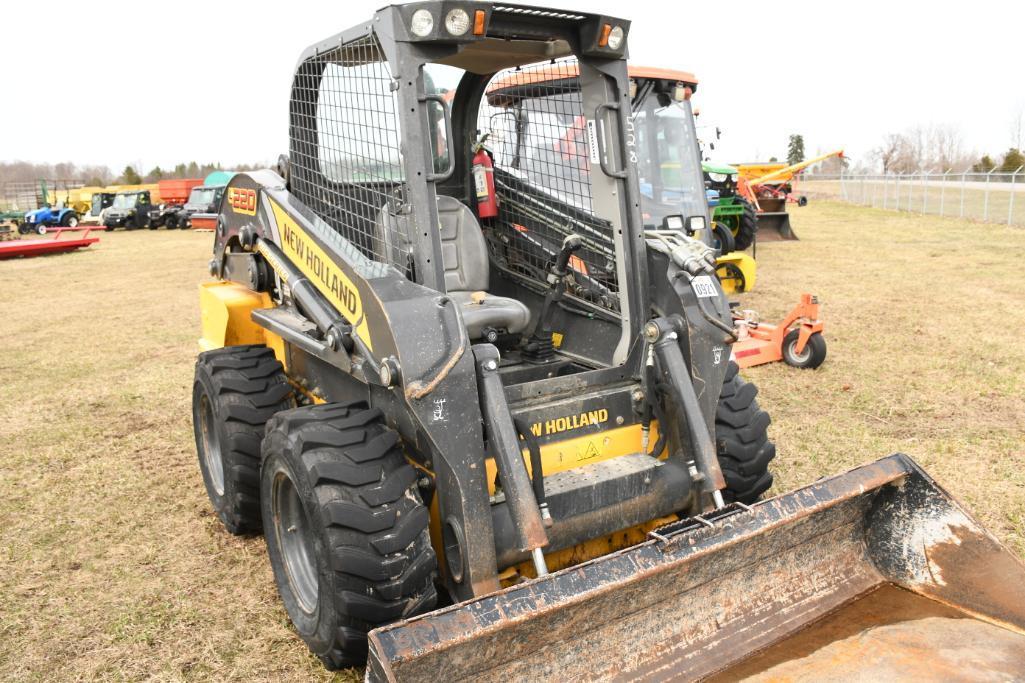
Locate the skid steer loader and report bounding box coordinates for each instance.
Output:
[192,2,1025,679]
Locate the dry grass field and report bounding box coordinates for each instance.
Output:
[1,202,1023,680]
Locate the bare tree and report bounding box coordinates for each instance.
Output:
[1012,105,1024,152]
[872,134,904,173]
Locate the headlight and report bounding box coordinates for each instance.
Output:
[663,215,684,230]
[708,172,728,183]
[410,9,434,37]
[606,25,625,50]
[731,173,739,182]
[445,8,470,35]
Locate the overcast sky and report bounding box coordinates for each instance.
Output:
[3,0,1022,172]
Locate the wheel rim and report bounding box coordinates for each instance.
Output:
[199,393,225,495]
[68,216,78,227]
[273,470,319,614]
[787,339,812,364]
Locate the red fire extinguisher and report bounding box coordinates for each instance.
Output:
[472,137,498,219]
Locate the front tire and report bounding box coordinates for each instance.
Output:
[261,403,438,669]
[192,345,294,534]
[731,197,758,251]
[712,222,735,255]
[716,362,775,504]
[782,330,827,369]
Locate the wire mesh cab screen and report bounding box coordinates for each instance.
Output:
[289,35,412,275]
[480,59,621,313]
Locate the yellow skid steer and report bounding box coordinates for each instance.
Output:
[189,3,1025,679]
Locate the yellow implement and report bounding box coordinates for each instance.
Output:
[738,149,844,187]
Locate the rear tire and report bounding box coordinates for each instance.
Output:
[61,212,79,227]
[261,403,438,669]
[732,197,758,251]
[782,330,827,369]
[716,362,775,504]
[192,345,294,534]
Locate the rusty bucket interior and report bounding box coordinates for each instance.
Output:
[753,197,798,241]
[366,454,1025,682]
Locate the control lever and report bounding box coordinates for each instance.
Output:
[523,234,583,363]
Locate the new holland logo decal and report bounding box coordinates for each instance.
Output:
[269,199,372,351]
[530,409,609,437]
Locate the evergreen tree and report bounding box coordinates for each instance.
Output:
[972,155,996,173]
[121,165,142,184]
[786,134,805,166]
[999,148,1025,173]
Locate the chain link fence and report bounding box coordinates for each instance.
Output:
[798,168,1025,227]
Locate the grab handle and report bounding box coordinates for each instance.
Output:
[594,102,628,179]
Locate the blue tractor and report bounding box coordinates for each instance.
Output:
[20,181,80,234]
[22,204,80,234]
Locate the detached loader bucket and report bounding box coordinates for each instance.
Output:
[367,454,1025,681]
[755,197,798,241]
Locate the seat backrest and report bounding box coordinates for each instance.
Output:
[437,195,489,292]
[374,196,489,292]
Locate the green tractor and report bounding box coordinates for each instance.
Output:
[703,161,757,251]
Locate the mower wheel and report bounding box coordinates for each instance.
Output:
[716,362,775,504]
[732,197,758,252]
[261,402,437,669]
[192,345,294,534]
[798,196,808,207]
[715,261,747,293]
[782,330,827,369]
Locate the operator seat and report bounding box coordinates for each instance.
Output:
[377,196,530,340]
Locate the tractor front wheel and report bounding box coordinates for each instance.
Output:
[782,330,827,369]
[715,362,775,504]
[732,197,758,252]
[192,345,294,534]
[712,222,735,255]
[261,403,438,669]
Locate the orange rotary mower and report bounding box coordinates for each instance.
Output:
[731,293,826,369]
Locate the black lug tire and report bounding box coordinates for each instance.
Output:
[261,403,437,669]
[731,197,759,252]
[712,221,736,255]
[716,362,776,504]
[782,330,827,369]
[192,345,294,534]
